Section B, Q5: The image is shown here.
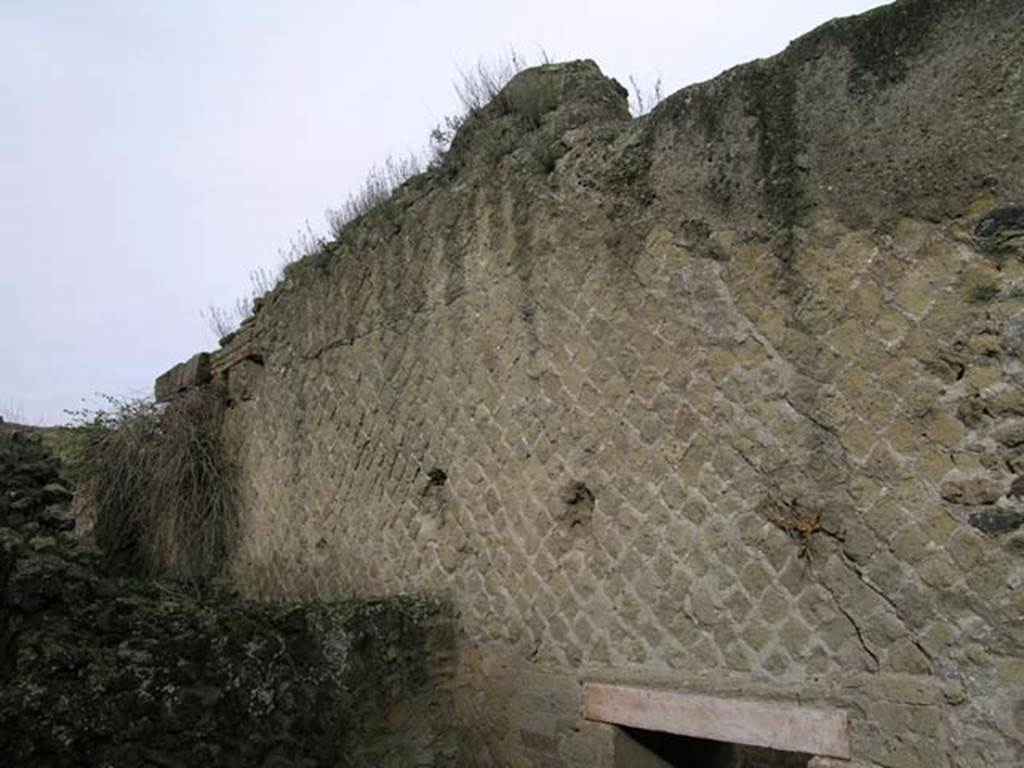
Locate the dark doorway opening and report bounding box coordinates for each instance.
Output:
[614,726,812,768]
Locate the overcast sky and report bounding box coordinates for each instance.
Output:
[1,0,883,425]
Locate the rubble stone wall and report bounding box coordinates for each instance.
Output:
[160,1,1024,765]
[0,427,458,767]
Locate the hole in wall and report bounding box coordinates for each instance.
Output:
[426,468,448,487]
[614,727,811,768]
[562,481,594,529]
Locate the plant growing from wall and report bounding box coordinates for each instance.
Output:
[757,494,833,568]
[628,74,664,116]
[67,387,239,584]
[428,47,551,165]
[202,48,650,342]
[325,153,424,238]
[200,222,326,342]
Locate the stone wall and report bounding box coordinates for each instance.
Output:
[159,1,1024,765]
[0,428,458,767]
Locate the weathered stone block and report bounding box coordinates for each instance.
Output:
[154,352,211,402]
[940,476,1002,506]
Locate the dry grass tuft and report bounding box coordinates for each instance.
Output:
[325,154,423,239]
[628,75,663,116]
[200,47,562,340]
[70,388,239,583]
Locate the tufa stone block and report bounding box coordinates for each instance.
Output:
[154,353,211,402]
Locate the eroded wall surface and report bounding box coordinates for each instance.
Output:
[162,1,1024,765]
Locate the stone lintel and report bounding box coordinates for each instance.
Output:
[582,683,851,760]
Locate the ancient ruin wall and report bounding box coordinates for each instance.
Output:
[160,1,1024,765]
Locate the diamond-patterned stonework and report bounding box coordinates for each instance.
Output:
[163,6,1024,764]
[217,202,1024,765]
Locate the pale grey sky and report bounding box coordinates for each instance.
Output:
[1,0,884,424]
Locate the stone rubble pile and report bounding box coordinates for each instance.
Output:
[0,427,75,534]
